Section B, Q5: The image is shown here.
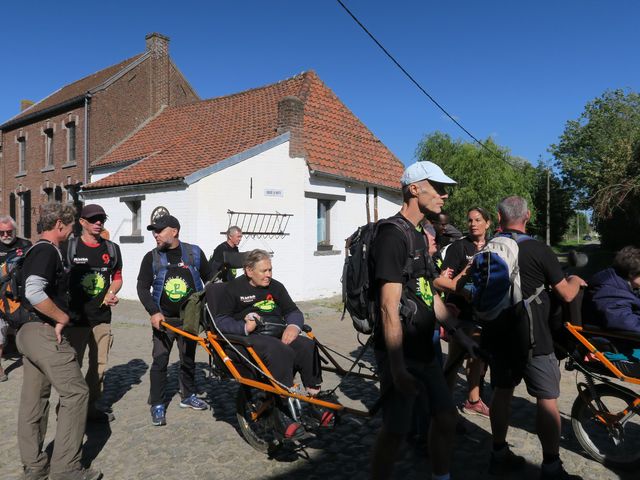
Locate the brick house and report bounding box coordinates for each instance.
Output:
[82,71,404,300]
[0,33,198,238]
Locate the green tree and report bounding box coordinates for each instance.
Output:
[415,132,536,231]
[550,89,640,248]
[565,212,590,242]
[528,163,573,244]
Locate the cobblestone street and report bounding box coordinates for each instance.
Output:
[0,298,635,479]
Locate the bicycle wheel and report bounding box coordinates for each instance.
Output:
[571,383,640,470]
[236,386,281,454]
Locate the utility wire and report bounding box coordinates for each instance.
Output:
[336,0,510,165]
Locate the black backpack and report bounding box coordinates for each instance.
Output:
[341,216,417,334]
[0,241,63,329]
[66,236,118,271]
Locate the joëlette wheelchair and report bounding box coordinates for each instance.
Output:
[561,289,640,470]
[160,262,377,454]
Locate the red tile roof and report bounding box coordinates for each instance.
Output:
[85,71,403,191]
[6,54,144,123]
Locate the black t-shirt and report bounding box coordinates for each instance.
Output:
[372,215,436,363]
[137,243,212,319]
[216,276,299,325]
[440,236,476,317]
[0,237,32,270]
[68,239,123,326]
[211,241,238,282]
[21,241,69,323]
[484,230,565,356]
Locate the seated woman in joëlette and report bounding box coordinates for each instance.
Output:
[213,248,333,438]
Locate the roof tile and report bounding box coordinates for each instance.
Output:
[86,71,403,191]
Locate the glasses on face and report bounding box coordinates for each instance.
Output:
[0,230,14,236]
[84,216,107,224]
[151,227,166,237]
[430,182,449,196]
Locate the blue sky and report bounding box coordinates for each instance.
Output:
[1,1,638,167]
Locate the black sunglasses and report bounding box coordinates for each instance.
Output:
[430,181,450,196]
[84,215,107,224]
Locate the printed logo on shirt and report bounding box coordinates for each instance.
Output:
[73,257,90,264]
[416,277,434,307]
[81,272,107,297]
[102,253,111,265]
[240,295,256,303]
[164,276,191,302]
[253,294,276,313]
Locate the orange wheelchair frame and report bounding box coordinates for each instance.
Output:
[160,283,376,453]
[563,318,640,470]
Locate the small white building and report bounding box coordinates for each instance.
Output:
[82,71,403,301]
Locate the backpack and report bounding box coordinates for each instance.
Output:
[180,286,208,335]
[0,241,63,329]
[151,242,204,308]
[67,236,118,271]
[470,233,545,351]
[341,216,422,335]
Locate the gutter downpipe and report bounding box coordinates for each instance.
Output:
[83,94,91,186]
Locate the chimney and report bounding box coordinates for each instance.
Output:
[20,100,35,112]
[145,32,170,112]
[277,96,305,158]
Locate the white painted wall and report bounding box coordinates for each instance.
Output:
[84,140,401,302]
[301,177,400,299]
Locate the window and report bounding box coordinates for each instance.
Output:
[119,195,146,243]
[44,128,54,167]
[19,191,31,238]
[18,136,26,172]
[317,199,332,250]
[54,186,63,202]
[66,121,76,163]
[9,193,16,219]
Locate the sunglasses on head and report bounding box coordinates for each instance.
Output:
[84,215,107,224]
[0,229,14,236]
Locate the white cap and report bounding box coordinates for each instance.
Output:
[400,161,456,186]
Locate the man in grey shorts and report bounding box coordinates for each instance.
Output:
[482,196,586,480]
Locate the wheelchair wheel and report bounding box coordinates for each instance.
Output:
[571,383,640,470]
[236,386,281,454]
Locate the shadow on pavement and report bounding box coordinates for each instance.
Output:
[82,358,148,464]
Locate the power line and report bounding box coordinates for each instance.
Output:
[336,0,509,165]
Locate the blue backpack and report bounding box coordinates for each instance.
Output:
[470,233,545,322]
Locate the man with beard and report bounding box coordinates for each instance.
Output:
[136,215,212,426]
[17,203,102,480]
[0,215,32,382]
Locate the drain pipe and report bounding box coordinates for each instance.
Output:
[83,94,92,185]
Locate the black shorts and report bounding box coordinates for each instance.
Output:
[375,352,455,435]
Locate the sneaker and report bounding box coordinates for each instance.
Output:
[307,404,336,428]
[540,461,583,480]
[488,447,525,475]
[150,404,166,426]
[179,394,207,410]
[87,409,115,423]
[22,465,49,480]
[280,414,306,440]
[0,366,7,382]
[462,398,490,418]
[49,467,103,480]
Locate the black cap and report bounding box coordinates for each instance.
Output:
[81,204,107,219]
[146,215,180,232]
